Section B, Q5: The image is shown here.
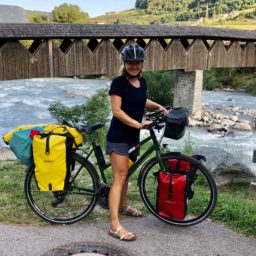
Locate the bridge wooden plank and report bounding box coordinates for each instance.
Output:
[0,40,29,80]
[61,40,78,77]
[226,41,243,67]
[241,42,256,67]
[72,39,86,76]
[144,39,167,71]
[165,39,186,70]
[0,41,4,80]
[52,41,66,77]
[185,39,208,71]
[31,40,51,78]
[94,39,121,75]
[208,40,227,69]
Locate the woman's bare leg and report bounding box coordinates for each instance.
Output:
[108,152,135,238]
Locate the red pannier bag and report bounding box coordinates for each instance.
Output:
[156,159,193,220]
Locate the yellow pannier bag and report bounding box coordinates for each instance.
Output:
[43,124,83,149]
[32,133,74,192]
[3,124,46,145]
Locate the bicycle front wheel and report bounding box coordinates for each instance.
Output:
[24,152,99,224]
[139,152,217,226]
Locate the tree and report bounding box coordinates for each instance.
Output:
[135,0,148,9]
[32,14,50,23]
[52,3,89,23]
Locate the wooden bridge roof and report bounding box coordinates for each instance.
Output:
[0,23,256,41]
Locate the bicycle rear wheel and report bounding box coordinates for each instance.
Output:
[24,152,99,224]
[139,152,217,226]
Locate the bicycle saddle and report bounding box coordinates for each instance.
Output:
[75,123,104,134]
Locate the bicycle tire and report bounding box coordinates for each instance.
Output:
[24,152,100,224]
[139,152,217,226]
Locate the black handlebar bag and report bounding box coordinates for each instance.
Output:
[164,107,189,140]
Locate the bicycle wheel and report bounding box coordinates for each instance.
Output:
[139,152,217,226]
[24,152,100,224]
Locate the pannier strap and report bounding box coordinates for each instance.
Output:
[43,132,73,155]
[75,123,104,134]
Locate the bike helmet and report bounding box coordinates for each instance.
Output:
[121,43,145,62]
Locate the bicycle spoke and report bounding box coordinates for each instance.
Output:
[25,153,99,224]
[139,153,217,226]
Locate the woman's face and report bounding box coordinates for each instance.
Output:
[124,61,143,77]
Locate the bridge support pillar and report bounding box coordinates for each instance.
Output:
[173,70,203,117]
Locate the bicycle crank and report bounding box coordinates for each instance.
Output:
[97,183,110,209]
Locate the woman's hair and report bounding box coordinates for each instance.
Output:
[119,65,128,77]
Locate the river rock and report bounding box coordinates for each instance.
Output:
[221,118,236,127]
[230,115,239,122]
[233,121,252,131]
[64,89,93,99]
[0,147,16,161]
[207,123,223,132]
[192,147,256,186]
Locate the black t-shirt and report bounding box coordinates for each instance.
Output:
[107,76,147,144]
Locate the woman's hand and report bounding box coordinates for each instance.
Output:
[140,120,153,129]
[158,106,170,115]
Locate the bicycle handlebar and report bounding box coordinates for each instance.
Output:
[144,107,170,130]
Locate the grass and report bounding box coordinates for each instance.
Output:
[0,157,255,237]
[212,183,256,236]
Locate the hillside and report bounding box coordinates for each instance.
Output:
[0,5,28,23]
[91,0,256,30]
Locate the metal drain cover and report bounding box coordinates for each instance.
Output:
[72,254,103,256]
[43,242,136,256]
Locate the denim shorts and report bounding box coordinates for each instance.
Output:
[106,141,139,160]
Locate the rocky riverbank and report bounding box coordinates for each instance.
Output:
[190,105,255,134]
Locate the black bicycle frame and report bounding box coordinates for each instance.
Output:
[90,129,166,184]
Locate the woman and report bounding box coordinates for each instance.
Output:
[107,43,168,241]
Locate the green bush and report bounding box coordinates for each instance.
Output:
[245,78,256,95]
[48,88,110,147]
[143,71,175,107]
[203,67,256,91]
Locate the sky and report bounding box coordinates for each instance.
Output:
[0,0,136,17]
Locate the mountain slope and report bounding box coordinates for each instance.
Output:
[0,5,28,23]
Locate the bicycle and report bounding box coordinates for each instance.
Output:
[24,110,217,226]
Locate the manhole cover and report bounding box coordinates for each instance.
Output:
[43,242,136,256]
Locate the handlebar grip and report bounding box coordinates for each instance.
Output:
[144,122,155,130]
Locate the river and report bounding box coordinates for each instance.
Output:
[0,78,255,173]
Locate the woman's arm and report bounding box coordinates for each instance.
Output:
[145,99,163,110]
[111,95,148,129]
[145,99,169,114]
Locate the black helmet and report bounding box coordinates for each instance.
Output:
[121,43,145,62]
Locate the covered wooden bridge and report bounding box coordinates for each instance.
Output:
[0,23,255,114]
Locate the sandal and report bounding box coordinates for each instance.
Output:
[108,226,136,242]
[120,206,144,217]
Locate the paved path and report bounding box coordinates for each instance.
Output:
[0,216,255,256]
